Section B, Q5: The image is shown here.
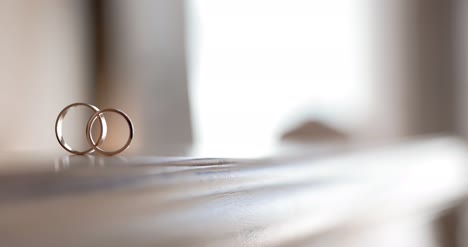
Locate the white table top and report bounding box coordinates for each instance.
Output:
[0,137,467,246]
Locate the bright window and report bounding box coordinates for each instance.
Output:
[187,0,372,157]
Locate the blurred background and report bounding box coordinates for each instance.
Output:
[0,0,466,157]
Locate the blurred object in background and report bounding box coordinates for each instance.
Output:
[278,119,350,156]
[280,120,348,143]
[457,0,468,140]
[373,0,457,138]
[96,0,192,155]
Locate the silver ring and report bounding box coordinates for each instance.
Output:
[55,103,108,155]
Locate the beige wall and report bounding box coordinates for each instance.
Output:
[0,0,91,152]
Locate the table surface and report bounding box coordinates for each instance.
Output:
[0,137,467,247]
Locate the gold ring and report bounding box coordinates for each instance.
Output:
[55,103,108,155]
[86,108,134,156]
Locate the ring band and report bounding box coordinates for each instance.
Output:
[55,103,108,155]
[86,108,134,156]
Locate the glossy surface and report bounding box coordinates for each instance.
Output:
[0,137,467,246]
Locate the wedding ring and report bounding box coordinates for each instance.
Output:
[86,108,134,156]
[55,103,108,155]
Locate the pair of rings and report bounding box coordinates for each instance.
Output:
[55,103,134,156]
